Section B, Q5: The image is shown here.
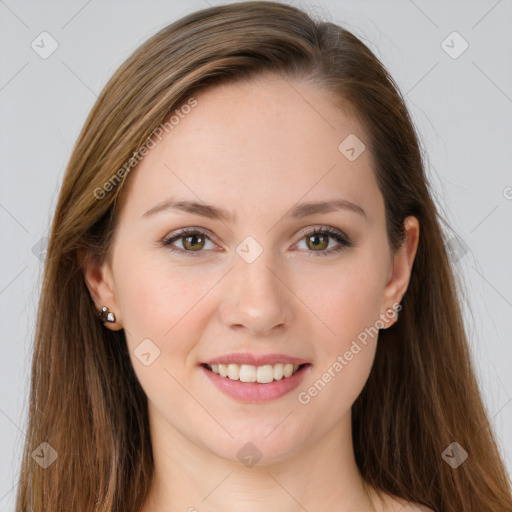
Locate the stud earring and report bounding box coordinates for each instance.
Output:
[385,306,400,327]
[386,307,398,319]
[99,306,116,323]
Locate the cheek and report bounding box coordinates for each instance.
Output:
[303,257,385,353]
[295,254,384,414]
[111,249,219,425]
[297,286,379,425]
[298,340,376,429]
[112,246,220,363]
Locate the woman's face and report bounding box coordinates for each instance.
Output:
[85,75,418,464]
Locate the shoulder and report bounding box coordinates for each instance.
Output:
[379,491,435,512]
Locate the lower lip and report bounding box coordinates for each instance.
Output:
[200,364,311,403]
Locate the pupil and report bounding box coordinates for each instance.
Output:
[186,234,203,250]
[309,234,326,249]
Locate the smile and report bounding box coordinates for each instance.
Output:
[204,362,305,383]
[200,363,312,403]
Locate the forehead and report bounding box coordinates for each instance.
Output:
[117,75,382,224]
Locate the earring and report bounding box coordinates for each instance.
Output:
[386,306,400,327]
[99,306,116,323]
[386,307,398,319]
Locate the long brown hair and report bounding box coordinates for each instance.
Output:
[15,2,512,511]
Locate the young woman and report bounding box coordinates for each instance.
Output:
[15,2,512,511]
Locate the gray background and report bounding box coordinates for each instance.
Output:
[1,0,511,509]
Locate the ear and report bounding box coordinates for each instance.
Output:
[77,248,122,331]
[380,216,420,328]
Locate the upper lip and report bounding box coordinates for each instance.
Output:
[201,353,311,366]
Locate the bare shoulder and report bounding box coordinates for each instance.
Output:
[379,491,436,512]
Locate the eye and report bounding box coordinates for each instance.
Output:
[294,225,354,257]
[161,228,218,256]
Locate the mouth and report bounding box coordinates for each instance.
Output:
[201,362,310,384]
[200,361,312,403]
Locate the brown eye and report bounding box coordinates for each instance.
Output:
[305,233,329,251]
[182,233,206,251]
[162,229,216,256]
[295,226,353,257]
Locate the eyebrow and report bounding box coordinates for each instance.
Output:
[142,198,367,221]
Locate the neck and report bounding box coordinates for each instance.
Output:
[141,407,376,512]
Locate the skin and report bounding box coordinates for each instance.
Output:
[82,75,428,511]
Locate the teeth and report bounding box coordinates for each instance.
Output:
[207,363,301,383]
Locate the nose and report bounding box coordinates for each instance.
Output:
[218,248,294,336]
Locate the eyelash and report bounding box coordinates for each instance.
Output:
[160,226,354,258]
